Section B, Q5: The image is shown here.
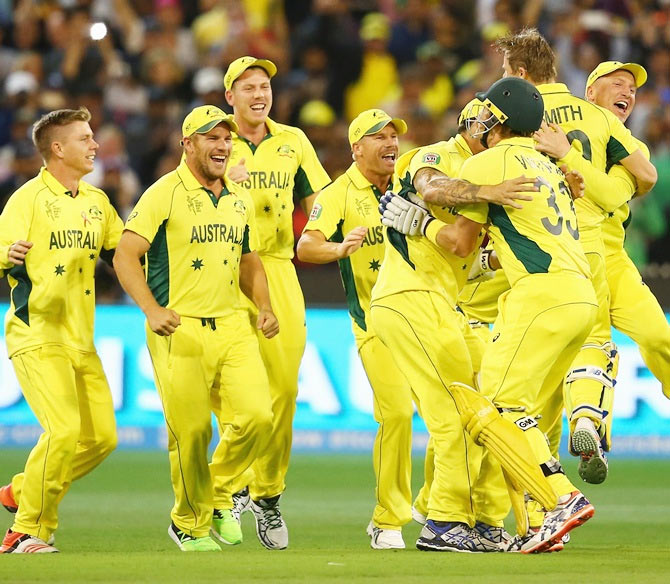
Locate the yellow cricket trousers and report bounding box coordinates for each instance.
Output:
[412,310,489,523]
[477,273,598,499]
[10,345,116,540]
[607,247,670,398]
[358,333,413,529]
[148,314,272,536]
[224,256,306,501]
[564,234,614,436]
[370,290,478,525]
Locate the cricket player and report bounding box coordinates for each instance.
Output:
[296,109,413,549]
[0,107,122,553]
[112,106,278,552]
[391,100,516,540]
[382,77,600,553]
[534,61,670,459]
[211,57,331,550]
[371,96,562,552]
[495,28,658,483]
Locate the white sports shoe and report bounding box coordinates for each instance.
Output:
[0,529,58,553]
[411,506,427,525]
[231,487,251,523]
[366,521,405,550]
[506,491,594,554]
[250,496,288,550]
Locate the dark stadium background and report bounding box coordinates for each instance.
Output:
[1,0,669,306]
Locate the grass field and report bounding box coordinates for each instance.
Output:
[0,450,667,583]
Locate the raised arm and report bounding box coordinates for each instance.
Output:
[414,167,537,209]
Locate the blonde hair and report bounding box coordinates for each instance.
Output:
[32,106,91,161]
[494,28,557,84]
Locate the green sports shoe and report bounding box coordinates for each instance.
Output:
[168,522,220,552]
[211,508,243,545]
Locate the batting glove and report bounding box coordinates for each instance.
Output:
[467,248,497,282]
[379,191,434,236]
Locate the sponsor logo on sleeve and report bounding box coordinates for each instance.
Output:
[309,203,322,221]
[421,152,440,165]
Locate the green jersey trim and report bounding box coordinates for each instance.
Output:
[241,225,251,254]
[147,219,170,307]
[332,220,367,331]
[606,136,629,171]
[202,186,230,207]
[387,228,415,270]
[237,133,273,154]
[294,165,313,201]
[8,264,32,326]
[489,204,552,273]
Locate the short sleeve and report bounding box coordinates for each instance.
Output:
[603,108,639,167]
[102,196,125,250]
[458,202,489,225]
[303,184,344,240]
[0,189,33,270]
[124,186,171,245]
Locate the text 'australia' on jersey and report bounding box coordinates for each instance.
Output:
[371,134,480,305]
[459,137,590,286]
[228,118,330,260]
[125,160,254,318]
[304,163,385,338]
[0,167,123,356]
[538,83,638,232]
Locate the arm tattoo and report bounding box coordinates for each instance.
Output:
[414,168,482,206]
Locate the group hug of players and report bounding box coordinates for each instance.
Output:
[1,28,667,554]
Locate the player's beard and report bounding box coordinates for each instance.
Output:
[194,152,227,183]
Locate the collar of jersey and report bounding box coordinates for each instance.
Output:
[454,133,473,157]
[176,159,230,204]
[346,162,391,199]
[536,82,570,95]
[233,117,277,152]
[39,167,81,197]
[495,136,536,149]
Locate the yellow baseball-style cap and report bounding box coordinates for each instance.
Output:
[586,61,647,92]
[224,56,277,91]
[458,98,484,126]
[348,109,407,146]
[360,12,390,42]
[299,100,336,127]
[182,105,238,138]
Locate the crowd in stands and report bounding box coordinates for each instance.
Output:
[1,0,669,300]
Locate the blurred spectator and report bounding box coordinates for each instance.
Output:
[298,99,351,179]
[0,138,42,210]
[189,66,226,109]
[344,12,399,120]
[387,0,433,65]
[0,0,669,285]
[89,124,142,219]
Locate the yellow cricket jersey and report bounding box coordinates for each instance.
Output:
[458,137,590,286]
[228,117,330,260]
[125,160,254,318]
[371,134,476,305]
[602,139,650,253]
[303,162,386,339]
[538,83,639,234]
[0,167,123,357]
